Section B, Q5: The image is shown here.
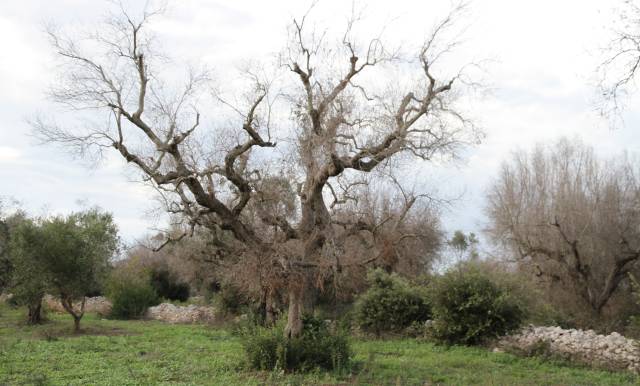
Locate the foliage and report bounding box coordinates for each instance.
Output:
[625,274,640,337]
[448,230,480,261]
[429,266,526,345]
[354,269,431,335]
[9,209,118,329]
[216,284,249,315]
[40,209,117,299]
[6,217,47,323]
[0,304,638,385]
[241,315,351,372]
[106,271,159,319]
[150,267,190,302]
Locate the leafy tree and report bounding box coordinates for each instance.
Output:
[10,209,118,330]
[8,218,48,324]
[448,230,479,262]
[43,209,118,331]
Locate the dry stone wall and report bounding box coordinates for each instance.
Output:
[497,325,640,373]
[145,303,216,324]
[43,295,112,316]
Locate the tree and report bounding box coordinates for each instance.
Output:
[35,3,480,337]
[45,209,118,331]
[8,218,48,324]
[10,209,118,330]
[596,0,640,122]
[0,203,12,293]
[448,230,479,262]
[486,138,640,323]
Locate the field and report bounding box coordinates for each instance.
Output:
[0,304,638,386]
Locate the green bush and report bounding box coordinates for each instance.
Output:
[217,284,248,315]
[354,269,431,335]
[429,267,525,345]
[106,273,160,319]
[150,268,190,302]
[241,315,351,372]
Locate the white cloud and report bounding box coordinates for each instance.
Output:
[0,146,21,162]
[0,0,637,242]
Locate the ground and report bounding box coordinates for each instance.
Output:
[0,304,638,385]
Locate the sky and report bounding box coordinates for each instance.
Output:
[1,0,639,247]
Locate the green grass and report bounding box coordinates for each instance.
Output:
[0,304,638,385]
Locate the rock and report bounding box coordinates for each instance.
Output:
[145,303,216,324]
[43,295,112,316]
[498,325,640,374]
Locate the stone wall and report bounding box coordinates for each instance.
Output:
[497,325,640,373]
[43,295,112,316]
[145,303,216,324]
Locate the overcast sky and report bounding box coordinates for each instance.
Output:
[1,0,639,245]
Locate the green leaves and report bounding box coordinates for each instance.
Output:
[429,267,525,345]
[8,208,119,322]
[354,269,431,335]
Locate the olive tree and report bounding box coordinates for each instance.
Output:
[486,138,640,321]
[8,217,47,324]
[35,3,480,337]
[10,209,118,330]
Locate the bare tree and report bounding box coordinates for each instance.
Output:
[486,138,640,322]
[35,3,480,337]
[596,0,640,122]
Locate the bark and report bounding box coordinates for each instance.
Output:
[60,295,85,333]
[27,300,42,325]
[265,287,277,326]
[284,284,303,338]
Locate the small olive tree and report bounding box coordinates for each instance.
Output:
[8,218,48,324]
[10,209,118,331]
[44,209,118,331]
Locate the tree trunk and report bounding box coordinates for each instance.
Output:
[73,316,81,333]
[284,284,303,338]
[60,295,85,333]
[27,300,42,324]
[265,287,276,326]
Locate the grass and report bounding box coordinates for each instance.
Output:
[0,304,638,385]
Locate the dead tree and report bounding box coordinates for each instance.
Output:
[486,138,640,321]
[35,3,479,337]
[596,0,640,122]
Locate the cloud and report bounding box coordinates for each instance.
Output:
[0,146,21,163]
[0,0,637,244]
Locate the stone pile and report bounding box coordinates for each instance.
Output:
[145,303,216,324]
[497,325,640,373]
[43,295,112,316]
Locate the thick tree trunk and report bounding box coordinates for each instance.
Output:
[27,301,42,324]
[265,287,276,326]
[73,316,81,333]
[284,284,303,338]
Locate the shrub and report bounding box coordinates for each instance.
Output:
[216,284,248,315]
[150,268,190,302]
[354,269,431,335]
[429,267,525,345]
[106,273,159,319]
[241,315,351,372]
